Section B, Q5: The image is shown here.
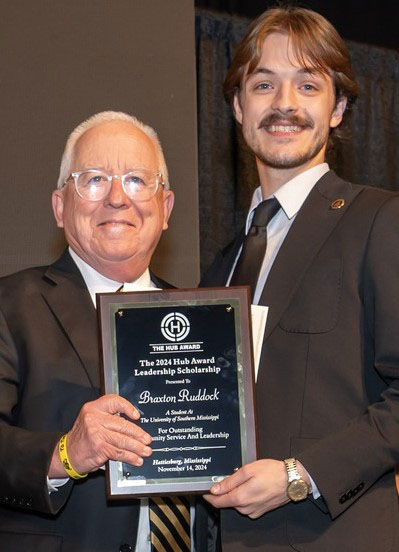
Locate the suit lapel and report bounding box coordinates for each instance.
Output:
[42,250,99,389]
[209,228,246,286]
[260,171,363,339]
[150,271,174,289]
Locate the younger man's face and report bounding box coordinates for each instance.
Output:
[234,32,346,176]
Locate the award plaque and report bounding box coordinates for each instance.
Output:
[97,287,257,497]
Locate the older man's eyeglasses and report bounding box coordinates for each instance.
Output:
[64,169,166,202]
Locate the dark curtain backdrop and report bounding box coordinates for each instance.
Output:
[196,9,399,274]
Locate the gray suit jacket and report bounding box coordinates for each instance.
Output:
[201,171,399,551]
[0,250,216,552]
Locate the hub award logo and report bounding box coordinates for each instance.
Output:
[160,312,190,342]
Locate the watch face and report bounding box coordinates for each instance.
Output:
[287,479,309,502]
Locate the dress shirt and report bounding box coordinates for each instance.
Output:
[228,163,330,498]
[51,248,195,551]
[228,163,330,305]
[69,248,153,303]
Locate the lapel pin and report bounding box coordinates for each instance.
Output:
[330,199,345,210]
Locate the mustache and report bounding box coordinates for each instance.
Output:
[258,113,314,129]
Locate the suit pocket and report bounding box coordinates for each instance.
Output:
[0,530,62,551]
[279,258,342,334]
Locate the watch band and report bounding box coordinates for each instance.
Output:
[284,457,310,502]
[284,457,300,482]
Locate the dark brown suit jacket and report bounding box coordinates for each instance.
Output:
[201,171,399,551]
[0,250,216,552]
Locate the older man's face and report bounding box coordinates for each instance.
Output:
[52,121,174,280]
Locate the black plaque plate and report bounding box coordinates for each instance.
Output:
[97,287,257,497]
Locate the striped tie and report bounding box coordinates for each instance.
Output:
[149,496,190,552]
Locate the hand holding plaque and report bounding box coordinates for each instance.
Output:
[49,394,153,479]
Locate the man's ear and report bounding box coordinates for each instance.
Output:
[233,91,243,125]
[330,96,348,129]
[162,190,175,231]
[52,189,65,228]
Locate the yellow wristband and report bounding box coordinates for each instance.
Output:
[58,434,87,480]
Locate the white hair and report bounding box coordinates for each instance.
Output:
[57,110,169,189]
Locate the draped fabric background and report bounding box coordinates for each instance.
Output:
[196,9,399,274]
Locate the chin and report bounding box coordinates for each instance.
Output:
[258,145,324,170]
[95,248,137,264]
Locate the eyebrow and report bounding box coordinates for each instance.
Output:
[248,67,320,78]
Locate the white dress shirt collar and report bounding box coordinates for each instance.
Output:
[246,163,330,231]
[68,247,153,305]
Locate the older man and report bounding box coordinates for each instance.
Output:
[0,112,214,552]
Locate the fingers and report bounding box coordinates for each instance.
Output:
[92,393,141,420]
[100,408,152,446]
[204,484,243,510]
[204,460,290,518]
[64,394,153,475]
[210,467,249,495]
[204,465,253,509]
[85,429,152,468]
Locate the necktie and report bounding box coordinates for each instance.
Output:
[149,495,191,551]
[230,197,280,300]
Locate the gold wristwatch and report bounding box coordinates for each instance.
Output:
[284,457,310,502]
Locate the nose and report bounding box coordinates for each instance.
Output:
[104,176,130,208]
[271,82,298,114]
